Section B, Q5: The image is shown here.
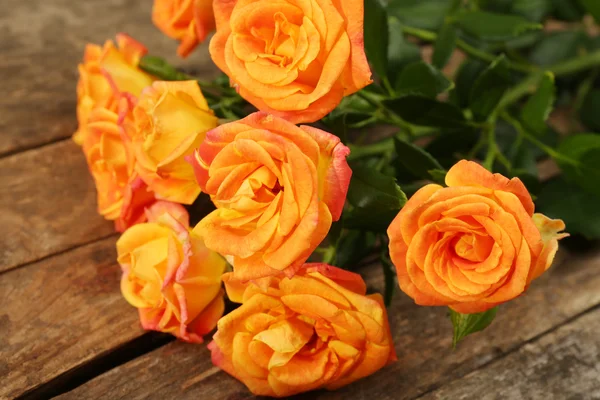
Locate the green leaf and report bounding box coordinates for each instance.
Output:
[364,0,389,80]
[529,31,585,67]
[551,0,585,22]
[139,55,189,81]
[346,164,407,232]
[580,89,600,131]
[454,10,542,41]
[426,128,480,168]
[385,95,469,128]
[580,0,600,23]
[394,137,446,183]
[556,134,600,198]
[347,164,408,210]
[469,55,512,122]
[493,120,542,187]
[479,0,552,22]
[433,23,458,69]
[396,61,454,97]
[449,307,498,348]
[344,207,401,232]
[452,59,487,109]
[327,220,344,247]
[512,0,552,22]
[478,0,513,13]
[520,72,555,136]
[387,0,451,31]
[380,248,397,307]
[428,169,448,184]
[335,230,377,268]
[327,93,378,127]
[431,0,461,69]
[536,177,600,239]
[387,19,422,85]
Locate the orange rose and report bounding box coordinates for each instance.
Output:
[209,0,372,123]
[209,264,396,397]
[83,96,155,232]
[387,160,568,314]
[188,112,352,280]
[118,201,226,342]
[153,0,216,57]
[74,34,155,144]
[132,81,218,204]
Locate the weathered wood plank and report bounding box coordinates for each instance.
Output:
[419,307,600,400]
[0,237,143,399]
[0,0,217,157]
[57,248,600,400]
[0,140,113,273]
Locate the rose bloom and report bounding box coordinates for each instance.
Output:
[188,112,351,280]
[74,34,154,144]
[118,201,226,342]
[153,0,216,57]
[387,160,568,314]
[209,0,372,123]
[209,264,396,397]
[132,80,218,205]
[83,96,155,232]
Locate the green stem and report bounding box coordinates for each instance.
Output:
[500,112,578,166]
[401,26,537,73]
[495,148,512,171]
[357,90,415,134]
[348,137,395,160]
[482,119,497,171]
[140,55,220,88]
[467,132,487,159]
[375,149,393,171]
[498,73,540,109]
[347,128,436,161]
[500,50,600,109]
[402,24,600,104]
[321,245,336,265]
[574,68,599,112]
[379,241,396,307]
[382,77,395,97]
[550,50,600,76]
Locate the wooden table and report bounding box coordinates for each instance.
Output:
[2,1,600,399]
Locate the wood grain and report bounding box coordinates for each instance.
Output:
[0,0,217,157]
[0,237,143,399]
[57,249,600,400]
[0,140,113,273]
[419,307,600,400]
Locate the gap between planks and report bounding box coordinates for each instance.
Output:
[0,136,73,160]
[0,231,118,278]
[16,332,174,400]
[52,247,600,400]
[0,139,115,273]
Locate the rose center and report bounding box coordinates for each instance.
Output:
[242,166,282,201]
[128,273,162,307]
[297,329,328,356]
[271,180,283,195]
[453,233,494,263]
[251,12,299,67]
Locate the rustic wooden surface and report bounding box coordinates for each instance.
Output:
[55,249,600,400]
[0,0,216,158]
[420,307,600,400]
[0,141,114,273]
[0,237,143,399]
[1,1,600,400]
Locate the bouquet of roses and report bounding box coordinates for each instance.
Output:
[70,0,600,397]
